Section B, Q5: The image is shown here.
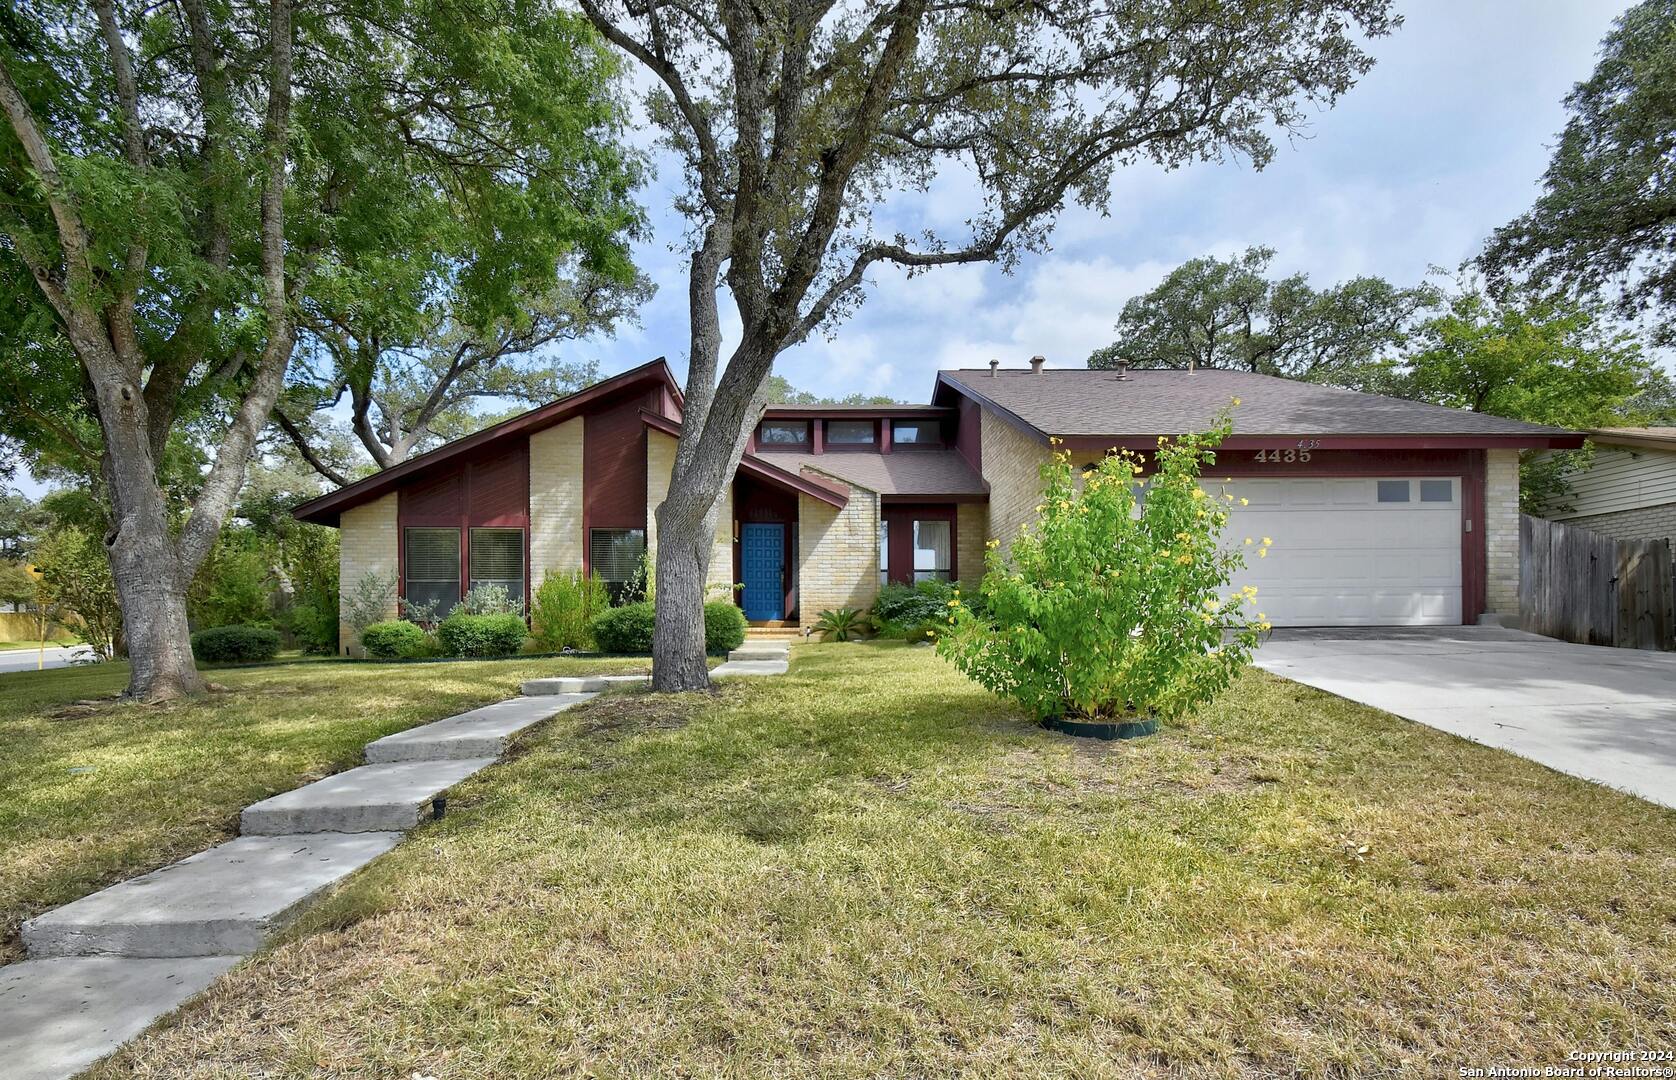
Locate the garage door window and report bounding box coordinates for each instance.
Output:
[1376,480,1410,503]
[1420,479,1453,502]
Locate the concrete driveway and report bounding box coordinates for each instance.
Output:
[1253,626,1676,810]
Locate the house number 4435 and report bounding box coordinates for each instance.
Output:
[1255,440,1320,464]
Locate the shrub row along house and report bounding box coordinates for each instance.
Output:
[293,357,1582,651]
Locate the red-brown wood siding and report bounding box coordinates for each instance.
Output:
[954,397,982,473]
[584,391,651,535]
[396,443,531,612]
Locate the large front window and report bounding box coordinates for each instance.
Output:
[590,528,647,603]
[405,527,461,617]
[469,528,524,608]
[912,520,951,582]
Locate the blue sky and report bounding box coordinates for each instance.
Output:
[587,0,1628,402]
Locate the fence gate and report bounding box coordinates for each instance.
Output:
[1520,515,1675,651]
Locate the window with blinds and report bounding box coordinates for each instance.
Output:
[589,528,646,603]
[404,527,460,617]
[468,528,525,607]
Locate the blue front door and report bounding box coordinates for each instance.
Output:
[741,523,785,620]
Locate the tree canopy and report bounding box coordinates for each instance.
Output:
[0,0,644,697]
[1479,0,1676,346]
[1087,247,1435,386]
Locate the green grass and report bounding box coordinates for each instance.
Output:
[90,642,1676,1078]
[0,653,660,963]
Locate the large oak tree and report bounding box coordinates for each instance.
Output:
[578,0,1402,689]
[0,0,641,698]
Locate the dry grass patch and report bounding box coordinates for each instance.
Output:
[0,654,658,963]
[87,642,1676,1078]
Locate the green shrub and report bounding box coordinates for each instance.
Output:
[703,601,747,654]
[455,583,523,617]
[937,414,1266,722]
[437,611,528,657]
[813,607,867,641]
[591,601,655,654]
[531,570,609,651]
[190,624,282,663]
[871,579,984,638]
[360,619,427,659]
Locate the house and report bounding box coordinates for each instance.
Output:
[1540,428,1676,543]
[292,357,1582,651]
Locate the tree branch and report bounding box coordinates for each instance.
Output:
[272,407,349,486]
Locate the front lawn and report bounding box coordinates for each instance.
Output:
[0,654,660,963]
[94,642,1675,1076]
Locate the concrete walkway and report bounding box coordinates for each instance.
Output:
[1254,627,1676,809]
[0,644,795,1080]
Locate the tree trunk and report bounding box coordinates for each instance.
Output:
[650,488,724,692]
[110,542,201,700]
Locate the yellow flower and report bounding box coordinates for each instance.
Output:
[1203,597,1218,609]
[1192,488,1206,500]
[1232,397,1242,406]
[1239,497,1249,506]
[1201,613,1215,624]
[986,538,999,549]
[946,600,960,608]
[1262,537,1273,546]
[1050,436,1063,445]
[1244,538,1253,545]
[1258,549,1268,559]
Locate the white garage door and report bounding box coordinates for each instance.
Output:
[1219,476,1462,626]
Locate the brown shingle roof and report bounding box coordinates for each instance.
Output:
[937,368,1576,439]
[759,450,987,496]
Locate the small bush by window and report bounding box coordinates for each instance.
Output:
[190,624,282,664]
[360,619,427,659]
[591,601,656,654]
[530,570,609,651]
[704,601,747,654]
[436,611,527,657]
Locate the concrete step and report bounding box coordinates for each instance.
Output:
[0,955,239,1080]
[22,832,402,959]
[522,673,649,695]
[710,658,790,678]
[239,758,495,835]
[727,643,790,662]
[365,695,593,763]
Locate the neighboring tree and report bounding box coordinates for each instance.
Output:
[33,525,121,659]
[1086,246,1435,386]
[0,489,53,560]
[578,0,1400,689]
[1395,288,1670,512]
[0,560,36,610]
[278,263,649,484]
[0,0,641,698]
[762,374,901,405]
[1479,0,1676,347]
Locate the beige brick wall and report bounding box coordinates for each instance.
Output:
[956,502,987,584]
[646,429,735,592]
[338,492,398,655]
[529,418,584,588]
[797,480,879,629]
[1485,448,1520,617]
[980,409,1053,555]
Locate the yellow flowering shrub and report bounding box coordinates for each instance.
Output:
[936,410,1264,722]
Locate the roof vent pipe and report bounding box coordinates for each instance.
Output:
[1114,360,1128,380]
[1030,355,1045,375]
[988,358,999,377]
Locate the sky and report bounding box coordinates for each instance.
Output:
[3,0,1633,498]
[583,0,1628,402]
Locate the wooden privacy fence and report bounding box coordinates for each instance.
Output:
[1520,515,1674,651]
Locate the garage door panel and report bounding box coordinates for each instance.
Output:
[1220,476,1462,627]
